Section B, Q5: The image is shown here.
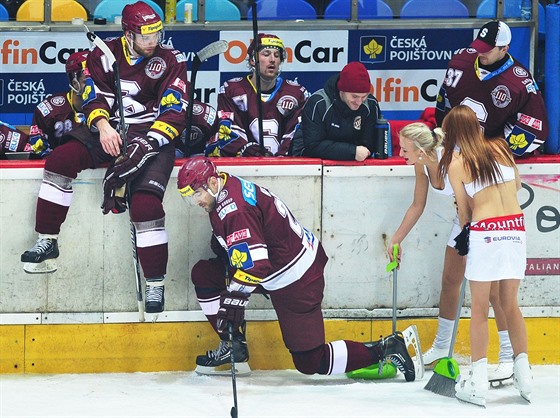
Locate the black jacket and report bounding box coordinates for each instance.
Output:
[291,73,381,160]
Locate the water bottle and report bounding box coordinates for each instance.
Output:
[521,0,532,21]
[373,116,389,159]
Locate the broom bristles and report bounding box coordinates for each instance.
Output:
[424,371,456,398]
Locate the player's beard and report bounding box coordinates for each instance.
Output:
[134,43,156,59]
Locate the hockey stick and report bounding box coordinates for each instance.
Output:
[184,40,228,156]
[250,0,265,154]
[85,26,145,322]
[228,322,239,418]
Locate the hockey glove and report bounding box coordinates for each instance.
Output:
[216,290,249,334]
[28,126,52,157]
[204,120,240,157]
[240,141,273,157]
[453,223,470,256]
[103,135,160,189]
[101,183,128,215]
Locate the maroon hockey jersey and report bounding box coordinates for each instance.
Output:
[31,92,84,149]
[209,173,323,293]
[435,48,549,156]
[82,36,188,144]
[215,75,309,156]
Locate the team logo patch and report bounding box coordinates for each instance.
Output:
[354,116,362,130]
[193,103,204,115]
[518,113,543,131]
[175,52,187,63]
[37,102,50,116]
[227,228,251,246]
[228,242,254,270]
[145,57,166,79]
[241,180,257,206]
[491,85,512,109]
[218,202,238,220]
[513,66,529,78]
[277,95,298,116]
[205,106,217,125]
[50,96,65,106]
[508,125,537,156]
[217,189,228,203]
[219,110,234,120]
[171,77,187,93]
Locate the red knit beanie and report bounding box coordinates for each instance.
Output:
[337,62,370,93]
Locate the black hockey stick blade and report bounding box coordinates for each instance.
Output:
[184,40,228,156]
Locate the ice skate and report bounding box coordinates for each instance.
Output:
[145,277,164,314]
[369,328,418,382]
[21,237,59,274]
[195,333,251,377]
[513,353,532,402]
[422,345,449,368]
[455,358,488,407]
[488,361,514,387]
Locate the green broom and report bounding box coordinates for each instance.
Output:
[346,245,400,381]
[424,277,467,397]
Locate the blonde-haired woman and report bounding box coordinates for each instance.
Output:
[388,123,465,366]
[439,105,531,406]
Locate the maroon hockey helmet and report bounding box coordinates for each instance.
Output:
[177,156,218,197]
[121,1,163,35]
[65,50,88,75]
[247,33,285,61]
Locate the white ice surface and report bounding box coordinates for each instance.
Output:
[1,366,559,418]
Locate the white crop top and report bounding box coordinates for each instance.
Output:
[423,147,454,196]
[463,163,516,198]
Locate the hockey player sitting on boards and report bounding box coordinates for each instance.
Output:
[20,1,189,315]
[0,51,89,160]
[177,156,421,379]
[205,33,309,157]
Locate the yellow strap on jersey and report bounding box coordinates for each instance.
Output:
[233,269,263,286]
[87,108,110,128]
[150,121,179,139]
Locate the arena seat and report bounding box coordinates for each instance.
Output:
[475,0,522,18]
[247,0,317,20]
[0,4,9,21]
[16,0,88,22]
[93,0,164,21]
[324,0,393,19]
[399,0,469,18]
[204,0,241,21]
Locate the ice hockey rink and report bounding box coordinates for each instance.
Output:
[1,366,558,417]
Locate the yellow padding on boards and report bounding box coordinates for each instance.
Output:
[0,326,25,373]
[1,318,558,374]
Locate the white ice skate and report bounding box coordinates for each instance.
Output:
[455,358,488,408]
[402,325,424,380]
[421,345,449,368]
[488,361,514,387]
[513,353,532,403]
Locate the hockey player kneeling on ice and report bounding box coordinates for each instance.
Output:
[178,156,421,379]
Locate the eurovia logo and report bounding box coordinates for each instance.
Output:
[360,36,387,64]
